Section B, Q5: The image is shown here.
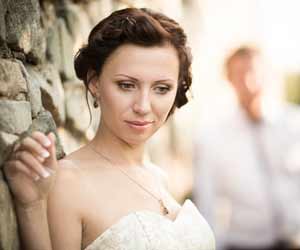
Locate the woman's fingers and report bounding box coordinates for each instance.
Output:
[4,160,40,181]
[3,131,58,207]
[15,160,41,181]
[43,132,58,172]
[6,131,57,180]
[18,136,50,162]
[15,150,51,179]
[31,131,52,148]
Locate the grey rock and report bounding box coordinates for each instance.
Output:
[65,81,91,131]
[26,64,65,126]
[64,81,100,135]
[0,100,32,134]
[61,2,81,38]
[57,18,76,81]
[27,75,43,119]
[18,63,43,118]
[48,4,91,76]
[46,20,62,71]
[0,0,11,59]
[25,110,65,159]
[66,2,91,56]
[47,17,76,81]
[57,127,82,155]
[0,175,20,250]
[11,51,26,63]
[0,132,18,168]
[0,0,7,43]
[42,2,60,68]
[61,2,91,39]
[0,59,27,100]
[41,1,57,24]
[83,0,113,26]
[5,0,46,64]
[0,43,12,59]
[27,106,56,133]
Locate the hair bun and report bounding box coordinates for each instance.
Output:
[74,45,91,84]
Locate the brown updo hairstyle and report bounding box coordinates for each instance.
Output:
[74,8,192,117]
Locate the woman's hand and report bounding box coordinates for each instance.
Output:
[3,131,59,208]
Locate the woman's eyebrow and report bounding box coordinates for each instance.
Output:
[115,74,138,81]
[115,74,175,83]
[155,79,175,83]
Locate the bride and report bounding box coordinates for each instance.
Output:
[3,7,215,250]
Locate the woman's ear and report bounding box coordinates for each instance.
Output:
[87,69,99,97]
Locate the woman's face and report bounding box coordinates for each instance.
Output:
[93,43,179,145]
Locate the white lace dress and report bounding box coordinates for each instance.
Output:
[84,199,215,250]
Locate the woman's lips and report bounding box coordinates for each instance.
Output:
[125,120,154,131]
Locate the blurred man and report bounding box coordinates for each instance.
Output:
[193,46,300,250]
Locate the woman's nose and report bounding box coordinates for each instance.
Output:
[132,92,151,115]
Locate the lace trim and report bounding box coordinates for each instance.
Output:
[135,213,151,250]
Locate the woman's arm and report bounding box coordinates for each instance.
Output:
[47,159,83,250]
[15,200,52,250]
[5,131,87,250]
[15,159,83,250]
[4,132,58,250]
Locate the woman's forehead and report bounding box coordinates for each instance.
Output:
[101,44,180,79]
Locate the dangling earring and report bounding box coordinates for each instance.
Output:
[93,98,99,108]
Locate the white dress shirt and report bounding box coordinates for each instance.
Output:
[193,98,300,250]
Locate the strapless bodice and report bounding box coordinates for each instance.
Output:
[84,199,215,250]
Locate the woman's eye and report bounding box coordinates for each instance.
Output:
[154,86,171,94]
[118,82,135,90]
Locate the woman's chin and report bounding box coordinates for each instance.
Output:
[122,133,154,146]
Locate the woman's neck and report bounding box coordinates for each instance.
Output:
[89,122,146,168]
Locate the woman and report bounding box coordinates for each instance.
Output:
[3,8,215,250]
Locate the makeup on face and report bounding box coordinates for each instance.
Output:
[96,44,180,144]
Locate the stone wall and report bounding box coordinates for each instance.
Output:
[0,0,125,249]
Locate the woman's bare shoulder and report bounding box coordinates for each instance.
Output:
[56,145,93,174]
[54,147,111,197]
[47,156,84,250]
[49,158,83,203]
[47,146,91,206]
[51,157,83,189]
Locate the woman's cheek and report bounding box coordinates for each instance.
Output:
[161,98,176,117]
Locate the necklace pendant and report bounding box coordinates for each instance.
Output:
[159,199,169,215]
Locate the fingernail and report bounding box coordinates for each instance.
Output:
[50,132,56,142]
[40,150,50,158]
[34,175,40,181]
[43,138,51,147]
[41,169,51,178]
[45,167,55,175]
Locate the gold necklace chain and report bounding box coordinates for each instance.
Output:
[89,146,169,215]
